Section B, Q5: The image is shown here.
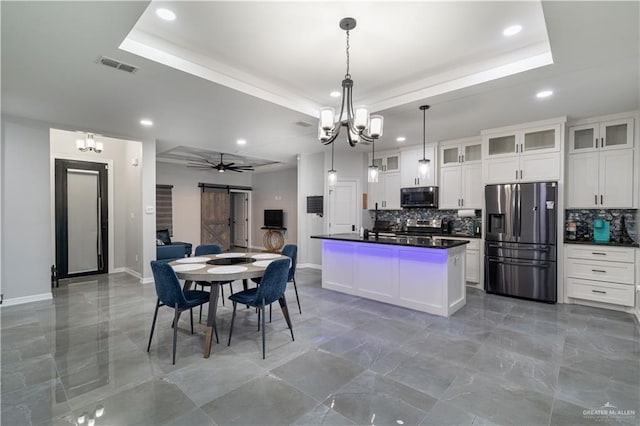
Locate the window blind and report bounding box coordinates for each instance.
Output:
[156,185,173,235]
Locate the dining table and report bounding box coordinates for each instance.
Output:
[169,251,289,358]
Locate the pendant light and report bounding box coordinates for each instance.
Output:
[418,105,431,180]
[328,142,337,186]
[368,139,379,183]
[318,17,384,147]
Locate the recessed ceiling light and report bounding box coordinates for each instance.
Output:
[236,139,247,146]
[156,8,176,21]
[503,25,522,37]
[396,136,406,142]
[140,119,153,127]
[330,91,341,98]
[536,90,554,99]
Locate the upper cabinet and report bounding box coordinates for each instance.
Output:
[372,150,400,173]
[569,118,633,153]
[400,145,436,188]
[482,120,564,184]
[566,115,636,209]
[438,137,482,209]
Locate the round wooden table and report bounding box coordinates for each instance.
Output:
[170,251,288,358]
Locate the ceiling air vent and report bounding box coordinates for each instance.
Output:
[97,56,138,74]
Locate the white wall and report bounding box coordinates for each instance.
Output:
[297,152,324,266]
[125,142,142,274]
[251,167,298,249]
[156,161,251,247]
[2,116,55,302]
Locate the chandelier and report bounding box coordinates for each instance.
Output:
[76,133,103,153]
[318,17,383,147]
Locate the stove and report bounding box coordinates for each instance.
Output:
[402,218,450,236]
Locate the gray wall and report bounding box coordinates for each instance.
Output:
[297,152,324,266]
[125,142,142,274]
[156,161,252,247]
[2,116,54,300]
[251,167,298,249]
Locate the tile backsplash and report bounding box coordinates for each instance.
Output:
[370,209,481,235]
[565,209,638,244]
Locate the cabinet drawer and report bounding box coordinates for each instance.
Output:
[566,258,635,284]
[565,245,635,263]
[567,278,635,307]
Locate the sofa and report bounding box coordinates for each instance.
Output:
[156,229,192,260]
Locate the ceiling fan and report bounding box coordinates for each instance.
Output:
[187,153,255,173]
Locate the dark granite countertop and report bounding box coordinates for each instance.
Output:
[564,239,639,248]
[311,233,470,249]
[396,231,482,239]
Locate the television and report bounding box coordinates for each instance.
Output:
[264,209,284,229]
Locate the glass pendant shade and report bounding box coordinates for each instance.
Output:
[418,158,430,179]
[354,106,369,131]
[328,169,337,186]
[86,134,96,149]
[320,107,335,131]
[368,165,379,183]
[369,115,384,138]
[318,124,330,143]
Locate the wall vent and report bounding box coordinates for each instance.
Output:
[97,56,139,74]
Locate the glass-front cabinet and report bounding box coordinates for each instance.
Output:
[440,139,482,167]
[372,150,400,173]
[569,118,633,153]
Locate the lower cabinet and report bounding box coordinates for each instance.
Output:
[565,244,636,308]
[443,237,480,284]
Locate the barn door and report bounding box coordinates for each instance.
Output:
[201,187,231,250]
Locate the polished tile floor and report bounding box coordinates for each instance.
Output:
[2,269,639,425]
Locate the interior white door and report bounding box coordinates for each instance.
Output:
[232,192,248,247]
[67,169,99,274]
[329,180,359,234]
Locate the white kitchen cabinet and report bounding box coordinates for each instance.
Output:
[372,150,400,173]
[567,149,634,208]
[443,237,480,284]
[400,145,435,188]
[438,138,482,208]
[569,118,633,153]
[368,172,400,210]
[566,244,636,308]
[440,164,482,209]
[482,121,563,184]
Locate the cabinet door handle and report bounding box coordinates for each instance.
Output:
[601,137,605,147]
[521,143,524,152]
[520,170,523,179]
[592,290,607,294]
[595,138,599,149]
[591,252,607,256]
[600,195,603,205]
[461,198,464,207]
[591,269,607,273]
[515,144,518,153]
[595,195,598,205]
[515,170,518,180]
[461,154,464,162]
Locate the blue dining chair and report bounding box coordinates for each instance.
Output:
[227,258,294,359]
[147,261,210,365]
[194,244,234,322]
[251,244,300,322]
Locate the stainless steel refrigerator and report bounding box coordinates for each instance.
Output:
[484,182,557,303]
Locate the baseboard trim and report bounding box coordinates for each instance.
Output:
[141,276,154,284]
[298,263,321,270]
[125,268,141,279]
[111,267,126,274]
[1,292,53,307]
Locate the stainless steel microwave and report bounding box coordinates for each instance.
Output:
[401,186,439,208]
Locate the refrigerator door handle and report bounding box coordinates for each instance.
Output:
[487,257,550,268]
[487,244,549,251]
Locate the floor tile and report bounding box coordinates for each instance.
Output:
[324,370,435,425]
[201,374,317,425]
[291,403,355,425]
[271,349,364,401]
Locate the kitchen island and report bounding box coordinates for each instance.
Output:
[311,233,469,317]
